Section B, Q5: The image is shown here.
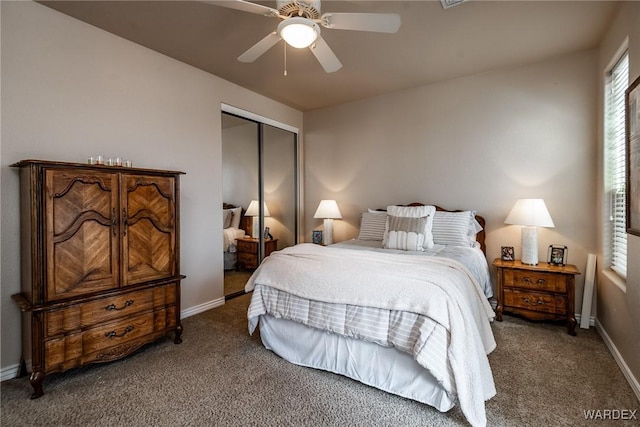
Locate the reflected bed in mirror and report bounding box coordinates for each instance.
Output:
[223,203,247,271]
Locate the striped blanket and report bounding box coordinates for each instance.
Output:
[246,243,496,427]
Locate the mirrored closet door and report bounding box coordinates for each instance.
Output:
[222,111,298,300]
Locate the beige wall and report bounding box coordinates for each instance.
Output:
[304,50,598,308]
[0,1,302,372]
[596,1,640,397]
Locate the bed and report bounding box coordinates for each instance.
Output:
[245,204,496,427]
[223,203,247,270]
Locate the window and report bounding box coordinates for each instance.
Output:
[604,51,629,278]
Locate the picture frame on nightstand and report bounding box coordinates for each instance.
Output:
[264,226,273,240]
[500,246,514,261]
[312,230,323,245]
[548,244,568,265]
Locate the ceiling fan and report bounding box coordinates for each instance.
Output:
[205,0,401,73]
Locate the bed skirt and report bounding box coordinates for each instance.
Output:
[224,250,236,270]
[258,314,455,412]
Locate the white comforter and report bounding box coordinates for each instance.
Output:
[333,239,493,298]
[246,243,496,427]
[223,227,244,252]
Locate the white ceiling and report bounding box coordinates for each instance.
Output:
[40,1,618,111]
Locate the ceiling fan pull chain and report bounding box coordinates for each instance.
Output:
[284,42,288,76]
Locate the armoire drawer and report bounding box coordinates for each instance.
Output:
[44,306,176,371]
[44,283,177,337]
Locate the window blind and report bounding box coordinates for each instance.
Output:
[605,51,629,277]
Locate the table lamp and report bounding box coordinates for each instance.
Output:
[504,198,554,265]
[313,200,342,245]
[245,200,271,239]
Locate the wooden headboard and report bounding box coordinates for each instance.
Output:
[388,203,486,254]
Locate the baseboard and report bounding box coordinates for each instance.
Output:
[575,313,596,327]
[596,319,640,401]
[180,297,225,319]
[1,364,21,382]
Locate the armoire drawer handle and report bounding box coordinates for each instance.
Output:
[104,300,134,311]
[522,297,545,305]
[105,325,134,339]
[523,277,546,285]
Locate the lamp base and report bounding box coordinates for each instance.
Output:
[251,216,259,239]
[521,226,539,265]
[323,218,334,245]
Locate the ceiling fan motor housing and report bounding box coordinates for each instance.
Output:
[277,0,321,19]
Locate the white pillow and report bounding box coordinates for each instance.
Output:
[223,209,233,229]
[385,215,429,251]
[357,211,387,240]
[384,205,436,249]
[230,207,242,229]
[432,210,482,247]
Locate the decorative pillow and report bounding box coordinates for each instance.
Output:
[230,207,242,229]
[432,210,482,247]
[384,205,436,250]
[223,209,233,229]
[385,215,429,251]
[357,211,387,240]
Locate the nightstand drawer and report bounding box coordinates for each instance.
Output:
[237,252,258,268]
[503,289,567,315]
[505,270,566,293]
[236,239,257,253]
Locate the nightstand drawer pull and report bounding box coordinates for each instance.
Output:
[522,297,545,305]
[523,277,546,285]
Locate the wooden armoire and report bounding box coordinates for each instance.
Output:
[11,160,185,398]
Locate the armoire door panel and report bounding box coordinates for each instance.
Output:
[121,174,176,286]
[45,169,119,301]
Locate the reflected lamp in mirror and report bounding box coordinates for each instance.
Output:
[504,199,554,265]
[313,200,342,245]
[245,200,271,239]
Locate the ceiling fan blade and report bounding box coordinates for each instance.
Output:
[202,0,280,18]
[238,32,281,63]
[321,13,401,33]
[310,36,342,73]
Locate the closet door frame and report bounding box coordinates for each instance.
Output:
[221,104,300,263]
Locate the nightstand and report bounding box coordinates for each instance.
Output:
[236,237,278,270]
[493,259,581,335]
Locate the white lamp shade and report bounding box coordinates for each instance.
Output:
[278,17,319,49]
[504,199,554,228]
[314,200,342,219]
[245,200,271,217]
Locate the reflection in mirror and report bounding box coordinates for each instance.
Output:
[263,123,297,252]
[221,112,299,300]
[222,113,258,299]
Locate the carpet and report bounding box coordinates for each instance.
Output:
[224,270,252,298]
[1,293,638,426]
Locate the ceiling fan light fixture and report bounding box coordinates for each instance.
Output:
[278,17,319,48]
